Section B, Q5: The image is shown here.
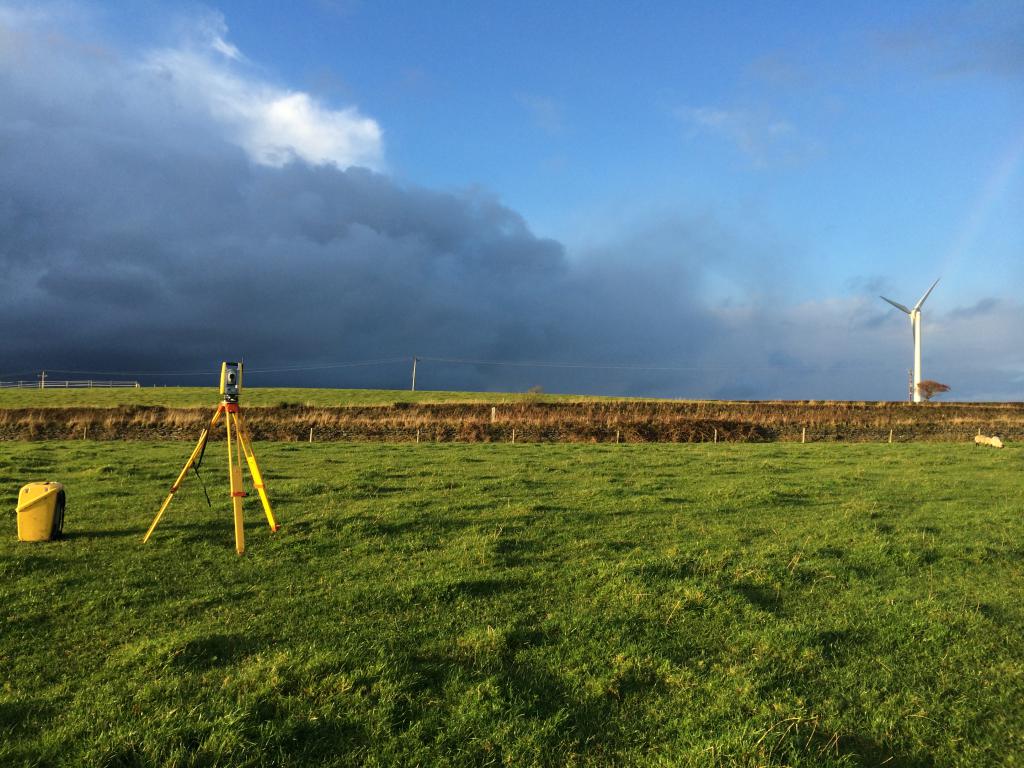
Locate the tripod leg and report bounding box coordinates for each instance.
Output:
[226,411,246,555]
[234,413,279,532]
[143,407,222,543]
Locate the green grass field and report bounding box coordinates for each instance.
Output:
[2,442,1022,766]
[0,387,619,409]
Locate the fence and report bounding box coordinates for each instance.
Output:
[0,380,141,389]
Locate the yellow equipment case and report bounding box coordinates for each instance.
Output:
[16,482,65,541]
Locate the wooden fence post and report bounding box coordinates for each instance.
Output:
[416,428,420,444]
[491,407,496,424]
[616,429,620,444]
[512,428,516,444]
[801,427,806,444]
[889,429,893,444]
[714,428,718,443]
[309,427,313,443]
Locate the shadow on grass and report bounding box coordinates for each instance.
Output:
[812,628,867,662]
[449,577,527,599]
[493,534,541,567]
[732,583,783,614]
[977,602,1007,622]
[61,529,138,540]
[171,633,264,670]
[816,545,846,559]
[0,700,53,735]
[405,647,569,724]
[276,714,370,755]
[408,576,528,605]
[601,540,639,554]
[368,515,478,538]
[351,484,406,500]
[406,623,569,722]
[531,504,573,514]
[806,730,935,768]
[146,520,252,546]
[638,559,698,581]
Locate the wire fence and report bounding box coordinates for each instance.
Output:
[0,380,141,389]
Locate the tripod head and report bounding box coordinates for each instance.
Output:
[220,361,242,404]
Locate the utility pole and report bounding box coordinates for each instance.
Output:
[411,356,418,392]
[39,370,46,389]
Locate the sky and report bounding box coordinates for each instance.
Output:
[0,0,1022,398]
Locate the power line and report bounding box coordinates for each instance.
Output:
[417,355,923,374]
[9,354,1012,379]
[31,358,409,377]
[420,355,710,371]
[248,357,409,373]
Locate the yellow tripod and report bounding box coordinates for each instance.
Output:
[143,362,279,554]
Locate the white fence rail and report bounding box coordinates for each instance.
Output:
[0,380,141,389]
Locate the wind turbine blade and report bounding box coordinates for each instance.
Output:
[880,296,911,314]
[913,278,940,311]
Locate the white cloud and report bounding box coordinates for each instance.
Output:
[876,3,1024,78]
[677,105,807,167]
[148,46,383,169]
[0,4,384,170]
[195,10,245,62]
[145,23,383,170]
[516,93,565,135]
[209,34,243,62]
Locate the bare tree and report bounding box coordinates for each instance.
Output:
[917,380,950,401]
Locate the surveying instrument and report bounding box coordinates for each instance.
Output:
[143,362,279,554]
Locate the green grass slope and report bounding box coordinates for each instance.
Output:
[2,442,1022,766]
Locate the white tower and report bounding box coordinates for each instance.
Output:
[881,279,939,403]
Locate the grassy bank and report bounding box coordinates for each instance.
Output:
[2,442,1022,765]
[1,399,1023,443]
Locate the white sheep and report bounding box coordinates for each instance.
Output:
[974,434,1004,449]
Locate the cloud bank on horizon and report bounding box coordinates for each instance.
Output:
[1,4,1021,399]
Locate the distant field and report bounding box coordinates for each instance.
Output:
[2,441,1021,765]
[0,387,619,409]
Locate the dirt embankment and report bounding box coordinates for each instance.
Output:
[0,401,1021,442]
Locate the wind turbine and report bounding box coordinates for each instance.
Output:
[881,279,939,403]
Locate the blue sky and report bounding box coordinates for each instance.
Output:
[1,1,1022,397]
[118,0,1022,300]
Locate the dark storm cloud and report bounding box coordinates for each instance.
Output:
[1,5,1021,399]
[947,298,999,319]
[0,7,724,395]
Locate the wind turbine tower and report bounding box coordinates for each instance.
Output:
[881,279,939,403]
